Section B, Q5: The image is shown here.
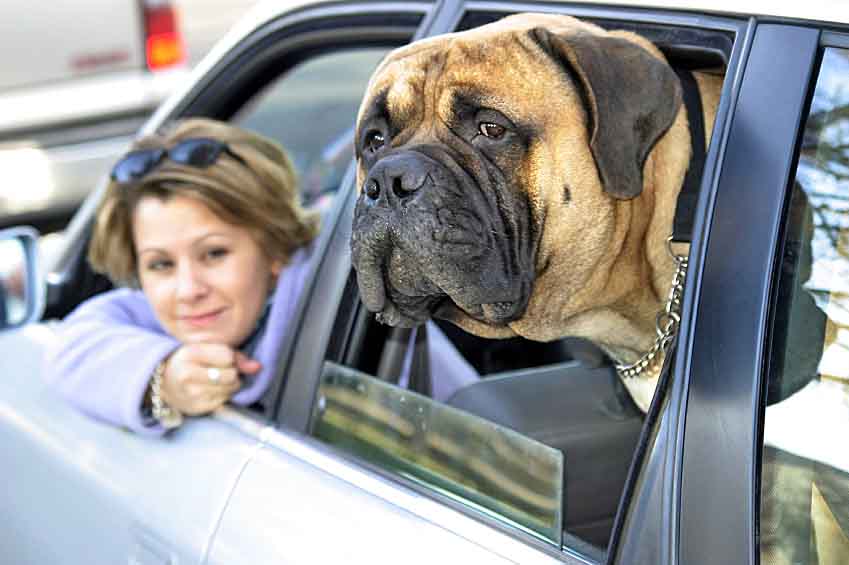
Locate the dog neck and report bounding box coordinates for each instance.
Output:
[509,100,693,364]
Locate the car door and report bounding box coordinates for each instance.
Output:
[217,3,764,565]
[0,2,426,564]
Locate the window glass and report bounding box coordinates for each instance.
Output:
[234,48,389,210]
[311,362,565,542]
[761,47,849,565]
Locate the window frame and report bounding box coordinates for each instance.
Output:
[275,2,764,563]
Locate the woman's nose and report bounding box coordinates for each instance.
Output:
[175,261,209,300]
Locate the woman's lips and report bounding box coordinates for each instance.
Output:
[180,308,225,328]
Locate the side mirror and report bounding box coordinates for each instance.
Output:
[0,226,44,331]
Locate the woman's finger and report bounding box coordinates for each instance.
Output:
[234,351,262,375]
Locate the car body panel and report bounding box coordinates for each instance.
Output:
[0,0,142,94]
[0,324,261,564]
[209,426,572,564]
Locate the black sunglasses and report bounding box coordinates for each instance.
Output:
[110,137,243,183]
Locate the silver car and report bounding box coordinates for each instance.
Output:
[2,0,848,563]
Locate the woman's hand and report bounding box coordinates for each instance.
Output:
[159,344,262,416]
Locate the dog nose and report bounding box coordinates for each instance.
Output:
[363,153,430,203]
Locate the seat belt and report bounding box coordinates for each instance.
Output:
[377,327,412,384]
[672,68,707,244]
[376,325,431,396]
[408,324,432,397]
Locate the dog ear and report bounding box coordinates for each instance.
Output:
[533,28,682,199]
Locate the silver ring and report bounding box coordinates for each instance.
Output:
[208,367,221,383]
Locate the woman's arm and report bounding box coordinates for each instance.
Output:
[44,288,180,436]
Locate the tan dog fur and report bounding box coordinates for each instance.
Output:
[355,14,723,398]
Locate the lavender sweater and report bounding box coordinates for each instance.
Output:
[44,246,478,436]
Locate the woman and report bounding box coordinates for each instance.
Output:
[45,118,322,435]
[46,118,478,436]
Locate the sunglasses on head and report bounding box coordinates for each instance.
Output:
[110,137,243,184]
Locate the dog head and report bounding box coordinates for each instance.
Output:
[350,13,685,346]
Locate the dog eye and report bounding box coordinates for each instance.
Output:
[479,122,506,139]
[364,130,386,152]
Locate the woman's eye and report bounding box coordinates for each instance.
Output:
[478,122,506,139]
[365,130,385,153]
[146,260,173,272]
[205,247,229,261]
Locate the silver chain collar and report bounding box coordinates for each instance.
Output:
[616,237,689,380]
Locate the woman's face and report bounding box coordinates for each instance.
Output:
[133,194,283,346]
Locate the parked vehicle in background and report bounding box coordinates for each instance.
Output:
[1,0,848,564]
[176,0,259,65]
[0,0,188,231]
[0,0,253,233]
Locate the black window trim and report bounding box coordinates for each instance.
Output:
[167,9,432,123]
[822,29,849,48]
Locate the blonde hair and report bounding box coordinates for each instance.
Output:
[89,118,320,285]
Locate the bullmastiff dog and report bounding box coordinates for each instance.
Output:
[350,13,722,410]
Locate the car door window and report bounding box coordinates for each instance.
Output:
[761,46,849,564]
[233,48,389,211]
[298,8,735,562]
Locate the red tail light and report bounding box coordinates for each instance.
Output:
[143,0,185,71]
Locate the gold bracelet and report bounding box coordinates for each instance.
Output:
[150,360,183,429]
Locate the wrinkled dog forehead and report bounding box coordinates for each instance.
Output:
[357,13,599,123]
